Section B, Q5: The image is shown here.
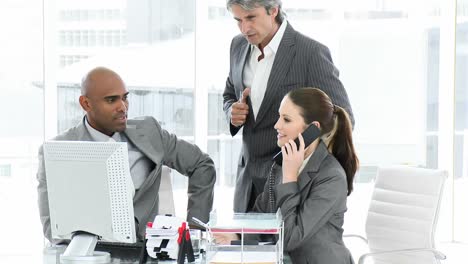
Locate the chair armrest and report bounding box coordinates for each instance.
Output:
[343,234,368,244]
[358,247,446,264]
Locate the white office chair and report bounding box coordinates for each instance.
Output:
[158,166,175,216]
[346,166,447,264]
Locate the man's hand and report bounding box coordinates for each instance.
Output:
[230,88,251,127]
[212,233,240,245]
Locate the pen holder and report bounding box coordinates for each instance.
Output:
[189,229,201,258]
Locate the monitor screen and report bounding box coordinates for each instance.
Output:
[43,140,136,244]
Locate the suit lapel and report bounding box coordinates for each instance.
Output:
[78,117,162,164]
[297,141,329,192]
[254,24,297,126]
[234,41,257,124]
[124,122,163,202]
[234,42,251,97]
[76,117,95,141]
[124,122,163,164]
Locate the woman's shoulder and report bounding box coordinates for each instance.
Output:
[323,153,346,173]
[314,150,347,182]
[310,142,345,175]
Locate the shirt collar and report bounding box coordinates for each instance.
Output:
[251,20,288,57]
[84,116,122,142]
[299,150,313,174]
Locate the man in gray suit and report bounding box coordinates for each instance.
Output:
[37,67,216,242]
[223,0,354,212]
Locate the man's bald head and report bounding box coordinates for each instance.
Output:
[80,67,124,96]
[79,67,129,136]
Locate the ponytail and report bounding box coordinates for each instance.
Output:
[287,87,358,196]
[327,106,359,196]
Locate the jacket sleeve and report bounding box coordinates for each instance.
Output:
[252,185,270,214]
[37,145,53,242]
[275,167,347,252]
[307,43,355,127]
[223,37,242,136]
[155,118,216,224]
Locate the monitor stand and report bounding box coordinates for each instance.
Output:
[60,233,111,264]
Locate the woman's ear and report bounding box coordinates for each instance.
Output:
[311,121,321,129]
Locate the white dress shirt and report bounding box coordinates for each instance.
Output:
[299,152,313,175]
[243,21,288,120]
[85,117,153,191]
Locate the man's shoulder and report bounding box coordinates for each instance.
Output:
[295,32,328,51]
[127,116,156,124]
[231,34,248,49]
[53,125,82,141]
[286,24,328,52]
[127,116,161,129]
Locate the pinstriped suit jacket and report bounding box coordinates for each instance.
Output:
[223,22,354,213]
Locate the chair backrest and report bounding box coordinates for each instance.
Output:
[365,166,446,264]
[158,166,176,215]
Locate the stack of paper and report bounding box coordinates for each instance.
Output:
[145,215,184,260]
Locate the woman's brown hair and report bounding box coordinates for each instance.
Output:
[287,88,359,195]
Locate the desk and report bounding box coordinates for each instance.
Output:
[43,245,291,264]
[43,245,197,264]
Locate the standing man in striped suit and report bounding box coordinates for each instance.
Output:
[223,0,355,213]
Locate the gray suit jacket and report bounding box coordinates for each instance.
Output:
[223,22,354,212]
[37,116,216,241]
[254,141,353,264]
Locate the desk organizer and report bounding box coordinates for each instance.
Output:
[205,210,283,264]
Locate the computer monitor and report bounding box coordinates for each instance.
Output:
[43,140,136,263]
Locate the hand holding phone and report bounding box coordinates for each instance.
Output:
[273,124,321,166]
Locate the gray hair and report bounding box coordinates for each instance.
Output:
[226,0,285,24]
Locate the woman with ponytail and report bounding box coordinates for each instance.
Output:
[215,87,358,264]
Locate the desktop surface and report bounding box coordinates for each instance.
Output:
[43,244,291,264]
[43,243,203,264]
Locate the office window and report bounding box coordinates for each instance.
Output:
[208,6,229,20]
[75,31,80,46]
[59,55,66,68]
[0,0,44,261]
[454,4,468,241]
[88,9,97,20]
[98,9,105,20]
[89,30,96,46]
[2,0,468,262]
[65,31,72,46]
[81,9,88,21]
[59,30,66,46]
[54,0,195,213]
[285,8,332,20]
[0,164,11,177]
[112,30,119,46]
[104,30,111,46]
[121,30,127,45]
